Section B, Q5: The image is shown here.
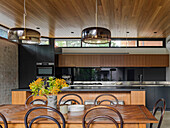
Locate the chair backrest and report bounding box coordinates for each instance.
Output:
[82,106,124,128]
[25,95,47,105]
[59,94,83,105]
[94,94,119,105]
[24,106,66,128]
[150,98,166,128]
[0,112,8,128]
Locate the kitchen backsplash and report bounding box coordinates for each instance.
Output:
[55,67,166,82]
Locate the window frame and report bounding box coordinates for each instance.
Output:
[110,38,138,48]
[54,38,82,48]
[54,38,166,48]
[0,25,9,39]
[137,38,166,48]
[39,37,50,45]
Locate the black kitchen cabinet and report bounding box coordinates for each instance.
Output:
[144,87,155,110]
[154,87,170,110]
[143,87,170,111]
[19,44,37,88]
[19,39,55,89]
[35,44,54,62]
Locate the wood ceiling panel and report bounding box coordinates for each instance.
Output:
[0,0,169,38]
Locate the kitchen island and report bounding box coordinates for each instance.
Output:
[11,87,145,106]
[11,81,170,110]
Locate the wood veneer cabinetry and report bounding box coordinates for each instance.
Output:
[12,91,32,104]
[12,91,145,105]
[58,54,169,67]
[58,54,100,67]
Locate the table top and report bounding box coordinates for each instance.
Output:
[0,104,158,124]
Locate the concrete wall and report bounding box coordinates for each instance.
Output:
[166,36,170,81]
[0,38,18,104]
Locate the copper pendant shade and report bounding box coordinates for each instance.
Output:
[81,27,111,44]
[8,28,41,44]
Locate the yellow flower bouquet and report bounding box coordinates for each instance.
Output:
[29,77,69,96]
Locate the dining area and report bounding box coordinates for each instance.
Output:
[0,0,170,128]
[0,93,165,128]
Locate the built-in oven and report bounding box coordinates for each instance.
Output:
[36,62,54,78]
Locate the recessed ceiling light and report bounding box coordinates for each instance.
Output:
[154,32,157,34]
[71,32,74,34]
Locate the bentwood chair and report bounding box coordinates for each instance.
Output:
[59,94,83,105]
[25,95,47,105]
[94,94,119,105]
[150,98,166,128]
[82,106,124,128]
[0,112,8,128]
[24,106,66,128]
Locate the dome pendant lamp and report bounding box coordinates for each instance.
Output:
[8,0,41,44]
[81,0,111,44]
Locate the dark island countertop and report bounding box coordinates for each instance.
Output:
[12,81,170,92]
[12,87,145,92]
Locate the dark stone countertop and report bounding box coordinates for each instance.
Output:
[11,88,144,92]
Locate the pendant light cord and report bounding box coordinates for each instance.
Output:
[126,32,128,47]
[95,0,98,27]
[24,0,27,28]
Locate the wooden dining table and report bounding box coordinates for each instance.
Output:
[0,104,158,128]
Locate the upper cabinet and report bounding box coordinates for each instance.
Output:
[58,54,100,67]
[58,54,169,67]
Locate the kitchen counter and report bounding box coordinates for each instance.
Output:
[11,83,168,92]
[72,81,170,87]
[12,81,170,92]
[12,87,144,92]
[11,82,170,110]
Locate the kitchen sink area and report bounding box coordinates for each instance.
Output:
[67,81,170,90]
[70,86,141,89]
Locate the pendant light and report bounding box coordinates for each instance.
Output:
[81,0,111,44]
[8,0,41,44]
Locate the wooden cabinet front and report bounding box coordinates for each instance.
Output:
[58,54,169,67]
[12,91,145,105]
[58,54,100,67]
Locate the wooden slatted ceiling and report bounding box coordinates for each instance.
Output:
[0,0,169,38]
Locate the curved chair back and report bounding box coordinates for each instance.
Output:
[82,106,123,128]
[24,106,66,128]
[94,94,118,105]
[25,95,47,105]
[150,98,166,128]
[0,112,8,128]
[59,94,83,105]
